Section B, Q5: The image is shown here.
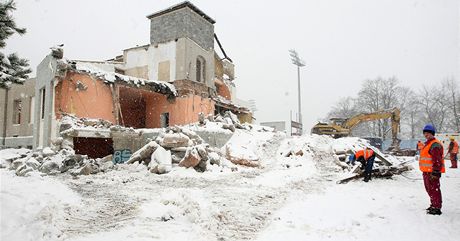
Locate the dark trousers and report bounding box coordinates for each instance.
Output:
[422,172,442,209]
[450,153,458,168]
[363,156,375,181]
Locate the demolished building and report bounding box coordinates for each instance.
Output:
[0,1,252,155]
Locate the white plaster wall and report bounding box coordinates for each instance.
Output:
[175,38,214,88]
[123,42,176,82]
[33,54,58,149]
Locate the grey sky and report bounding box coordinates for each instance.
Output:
[6,0,460,130]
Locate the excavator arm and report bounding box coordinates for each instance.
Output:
[311,107,401,150]
[343,107,401,149]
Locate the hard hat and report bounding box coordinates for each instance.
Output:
[450,136,455,140]
[423,124,436,134]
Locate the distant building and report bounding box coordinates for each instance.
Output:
[0,1,252,150]
[260,121,286,132]
[0,79,35,148]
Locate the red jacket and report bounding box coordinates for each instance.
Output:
[425,138,443,173]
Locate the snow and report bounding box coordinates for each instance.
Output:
[0,148,30,167]
[74,62,177,95]
[256,161,460,241]
[1,133,459,241]
[0,170,81,241]
[188,121,233,134]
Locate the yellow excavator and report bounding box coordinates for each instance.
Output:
[311,108,401,150]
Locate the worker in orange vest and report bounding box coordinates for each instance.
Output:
[448,136,458,168]
[420,124,445,215]
[349,148,375,182]
[416,140,424,155]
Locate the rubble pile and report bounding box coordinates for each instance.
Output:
[126,123,237,174]
[1,111,276,177]
[123,110,271,174]
[278,136,413,184]
[4,147,114,177]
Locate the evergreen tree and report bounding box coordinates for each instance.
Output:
[0,0,31,89]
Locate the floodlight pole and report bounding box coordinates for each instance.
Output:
[297,64,302,125]
[289,49,305,135]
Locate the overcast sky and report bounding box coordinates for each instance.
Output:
[5,0,460,130]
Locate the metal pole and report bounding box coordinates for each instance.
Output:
[297,65,302,132]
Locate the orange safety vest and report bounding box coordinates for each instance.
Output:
[355,149,374,160]
[450,141,458,154]
[417,142,424,151]
[419,139,445,173]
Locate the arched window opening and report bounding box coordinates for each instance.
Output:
[196,56,205,83]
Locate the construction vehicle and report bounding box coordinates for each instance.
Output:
[311,108,401,150]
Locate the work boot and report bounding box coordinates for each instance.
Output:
[450,160,457,168]
[427,208,442,215]
[426,206,434,211]
[363,174,370,182]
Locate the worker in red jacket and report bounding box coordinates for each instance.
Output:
[349,148,375,182]
[448,136,458,168]
[416,140,424,155]
[419,124,445,215]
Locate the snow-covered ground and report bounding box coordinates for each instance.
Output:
[1,132,459,241]
[257,161,460,241]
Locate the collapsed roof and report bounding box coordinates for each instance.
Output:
[67,61,177,98]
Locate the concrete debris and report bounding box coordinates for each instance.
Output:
[213,116,223,124]
[225,146,260,168]
[160,133,191,148]
[42,147,56,157]
[179,127,204,144]
[39,160,60,174]
[78,161,100,175]
[149,146,172,174]
[11,158,26,170]
[222,123,236,132]
[179,147,201,168]
[25,158,41,170]
[126,141,159,164]
[60,154,84,173]
[171,154,183,164]
[99,156,115,173]
[208,152,221,166]
[15,164,34,177]
[224,111,240,125]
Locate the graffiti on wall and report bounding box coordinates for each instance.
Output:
[113,149,132,164]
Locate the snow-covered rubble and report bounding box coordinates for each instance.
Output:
[1,111,411,182]
[0,119,442,241]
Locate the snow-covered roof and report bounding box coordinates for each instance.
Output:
[213,95,251,114]
[70,61,177,97]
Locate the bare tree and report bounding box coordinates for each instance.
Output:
[326,97,358,119]
[443,77,459,132]
[357,77,405,139]
[418,84,452,132]
[400,89,422,139]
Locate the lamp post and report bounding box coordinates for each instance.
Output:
[289,49,305,134]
